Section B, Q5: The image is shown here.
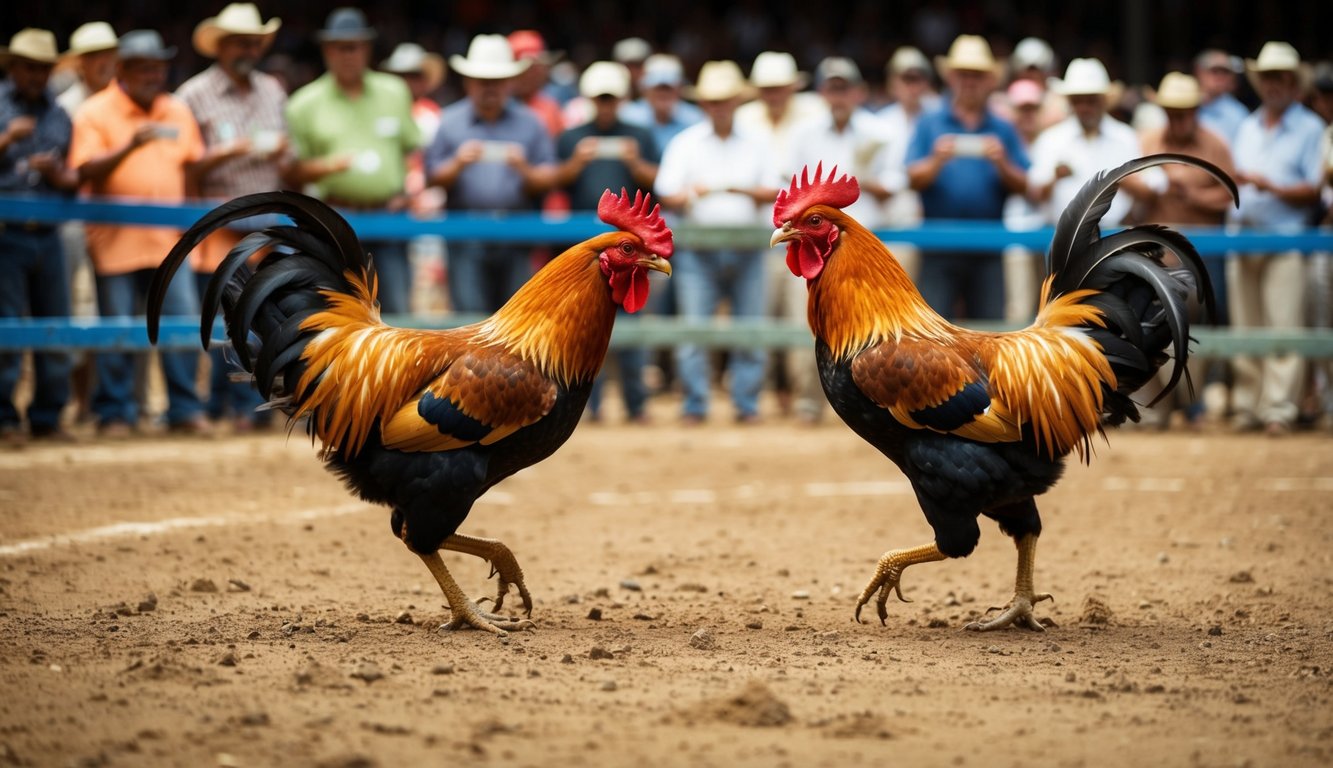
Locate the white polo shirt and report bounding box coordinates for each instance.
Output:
[655,121,780,226]
[786,110,894,228]
[1027,114,1145,227]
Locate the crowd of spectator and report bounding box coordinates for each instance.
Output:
[1,4,1330,445]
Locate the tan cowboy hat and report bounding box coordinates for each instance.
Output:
[1153,72,1201,109]
[1,28,60,66]
[449,34,529,80]
[1245,41,1312,93]
[62,22,117,58]
[935,35,999,77]
[381,43,445,91]
[194,3,281,58]
[749,51,807,89]
[687,60,754,102]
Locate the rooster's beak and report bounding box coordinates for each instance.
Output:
[638,254,671,277]
[770,223,796,248]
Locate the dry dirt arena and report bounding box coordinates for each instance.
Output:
[1,409,1331,768]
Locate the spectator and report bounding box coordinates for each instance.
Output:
[426,34,557,314]
[878,45,939,281]
[736,51,825,168]
[1135,72,1239,428]
[285,7,420,315]
[68,30,209,438]
[1228,42,1325,436]
[1000,78,1046,324]
[905,35,1028,321]
[379,42,446,213]
[612,37,653,102]
[782,57,894,422]
[1003,36,1065,129]
[55,21,118,426]
[554,61,659,424]
[0,28,77,446]
[620,53,704,157]
[507,30,564,138]
[1195,49,1249,146]
[654,60,781,424]
[1028,58,1155,236]
[176,2,289,433]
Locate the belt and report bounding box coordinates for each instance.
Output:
[0,221,56,235]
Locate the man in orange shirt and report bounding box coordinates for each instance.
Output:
[68,30,210,438]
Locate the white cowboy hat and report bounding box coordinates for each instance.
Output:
[381,42,445,92]
[579,60,630,99]
[449,34,529,80]
[62,21,117,58]
[1245,41,1312,93]
[749,51,807,88]
[935,35,999,76]
[687,60,754,102]
[1153,71,1201,109]
[194,3,281,58]
[1054,58,1111,96]
[1,28,59,65]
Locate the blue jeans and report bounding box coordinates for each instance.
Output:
[447,242,533,314]
[0,227,71,431]
[672,249,768,419]
[589,344,649,419]
[918,251,1005,321]
[364,239,410,316]
[194,272,266,423]
[93,267,203,426]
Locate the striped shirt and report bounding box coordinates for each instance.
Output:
[175,65,288,198]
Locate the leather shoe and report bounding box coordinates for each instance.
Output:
[169,416,215,438]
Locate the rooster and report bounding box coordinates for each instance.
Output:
[770,156,1235,631]
[147,188,672,635]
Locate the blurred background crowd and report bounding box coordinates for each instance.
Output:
[1,1,1330,445]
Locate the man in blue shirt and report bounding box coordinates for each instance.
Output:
[619,54,703,158]
[1227,42,1326,436]
[905,35,1028,321]
[427,34,556,314]
[0,29,77,445]
[1194,49,1250,147]
[554,61,659,424]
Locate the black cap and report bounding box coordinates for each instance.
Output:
[316,7,376,42]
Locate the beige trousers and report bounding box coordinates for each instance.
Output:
[1226,251,1307,427]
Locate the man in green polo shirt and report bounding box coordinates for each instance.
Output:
[286,7,420,314]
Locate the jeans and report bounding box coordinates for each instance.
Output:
[364,238,411,316]
[673,249,768,419]
[447,242,533,314]
[93,267,203,426]
[194,272,266,423]
[589,345,649,419]
[917,250,1005,321]
[0,228,71,431]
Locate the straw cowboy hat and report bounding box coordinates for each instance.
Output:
[194,3,281,58]
[1054,58,1112,96]
[449,34,529,80]
[579,61,631,99]
[749,51,807,89]
[0,28,60,66]
[62,22,117,58]
[1245,41,1312,92]
[1153,72,1201,109]
[935,35,999,76]
[688,60,754,102]
[381,42,445,91]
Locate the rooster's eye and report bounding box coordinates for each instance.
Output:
[808,215,822,227]
[619,243,634,256]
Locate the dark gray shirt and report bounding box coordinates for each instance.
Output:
[425,98,554,211]
[0,81,72,194]
[556,120,659,210]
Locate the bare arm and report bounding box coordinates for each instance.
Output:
[77,125,158,184]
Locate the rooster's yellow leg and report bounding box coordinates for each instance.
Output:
[965,533,1053,632]
[441,533,533,616]
[854,543,947,625]
[419,552,536,636]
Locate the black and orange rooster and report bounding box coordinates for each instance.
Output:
[148,189,672,635]
[770,156,1235,631]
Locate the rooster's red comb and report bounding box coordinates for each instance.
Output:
[772,163,861,227]
[598,188,674,258]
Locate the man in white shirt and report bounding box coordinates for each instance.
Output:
[1028,58,1155,229]
[878,46,938,281]
[655,60,781,424]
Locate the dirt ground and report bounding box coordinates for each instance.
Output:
[2,401,1331,768]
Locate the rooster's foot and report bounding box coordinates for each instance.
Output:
[964,592,1053,632]
[443,534,533,617]
[439,601,537,636]
[853,543,947,625]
